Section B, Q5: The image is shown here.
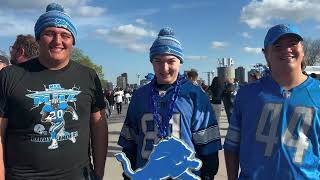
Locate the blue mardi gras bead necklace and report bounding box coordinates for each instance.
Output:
[150,74,183,139]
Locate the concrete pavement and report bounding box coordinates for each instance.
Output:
[104,104,229,180]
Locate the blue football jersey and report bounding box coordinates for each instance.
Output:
[224,76,320,179]
[118,78,222,169]
[42,103,68,123]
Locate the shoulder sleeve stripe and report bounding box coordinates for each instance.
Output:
[192,125,221,145]
[120,124,137,142]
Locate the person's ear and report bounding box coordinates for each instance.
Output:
[20,47,25,56]
[262,47,271,69]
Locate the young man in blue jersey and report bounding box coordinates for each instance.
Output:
[118,27,222,180]
[224,24,320,179]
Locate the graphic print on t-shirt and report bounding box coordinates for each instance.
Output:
[25,84,81,150]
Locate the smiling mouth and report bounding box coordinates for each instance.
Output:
[280,56,295,61]
[160,75,171,79]
[50,47,64,53]
[159,73,169,77]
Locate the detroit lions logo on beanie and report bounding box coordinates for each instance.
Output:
[34,3,77,45]
[150,27,184,63]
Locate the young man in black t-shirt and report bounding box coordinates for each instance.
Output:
[0,3,108,180]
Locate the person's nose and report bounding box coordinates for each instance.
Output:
[280,43,294,53]
[284,46,293,53]
[52,34,62,45]
[159,62,169,72]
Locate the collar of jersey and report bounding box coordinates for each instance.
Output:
[266,75,312,94]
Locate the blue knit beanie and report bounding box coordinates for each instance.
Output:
[34,3,77,45]
[150,27,183,63]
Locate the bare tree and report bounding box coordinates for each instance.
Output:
[303,38,320,66]
[0,49,6,56]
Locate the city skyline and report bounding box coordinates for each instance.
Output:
[1,0,320,84]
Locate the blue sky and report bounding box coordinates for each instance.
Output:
[1,0,320,85]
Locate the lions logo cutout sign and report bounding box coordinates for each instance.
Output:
[116,136,202,180]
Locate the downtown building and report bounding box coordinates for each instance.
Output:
[235,66,246,84]
[117,73,128,89]
[217,57,235,83]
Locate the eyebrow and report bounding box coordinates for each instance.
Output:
[43,30,72,35]
[153,57,177,61]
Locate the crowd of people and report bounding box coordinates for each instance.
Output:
[0,2,319,180]
[104,87,133,117]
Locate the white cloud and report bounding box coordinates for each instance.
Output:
[241,0,320,28]
[241,32,252,39]
[0,1,109,37]
[114,24,156,38]
[73,6,106,17]
[0,10,35,36]
[185,56,209,61]
[0,21,33,36]
[94,24,156,53]
[136,18,147,25]
[126,43,149,53]
[0,0,88,10]
[170,2,215,9]
[243,47,262,54]
[211,41,228,49]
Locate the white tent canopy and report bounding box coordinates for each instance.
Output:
[305,66,320,75]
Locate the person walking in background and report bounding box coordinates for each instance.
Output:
[9,34,39,65]
[118,27,221,180]
[105,89,115,114]
[0,3,107,180]
[248,70,262,83]
[0,55,9,71]
[186,68,199,85]
[114,87,124,114]
[124,91,131,104]
[222,78,237,123]
[104,90,111,118]
[224,24,320,179]
[209,76,224,123]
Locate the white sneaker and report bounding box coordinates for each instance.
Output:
[69,137,76,143]
[48,140,58,150]
[72,113,79,120]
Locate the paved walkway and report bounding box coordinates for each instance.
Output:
[104,104,229,180]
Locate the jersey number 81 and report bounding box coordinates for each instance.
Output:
[141,113,181,159]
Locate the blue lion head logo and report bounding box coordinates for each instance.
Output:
[116,136,202,180]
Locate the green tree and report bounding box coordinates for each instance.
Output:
[71,48,106,88]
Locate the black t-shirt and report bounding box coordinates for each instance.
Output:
[0,58,106,180]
